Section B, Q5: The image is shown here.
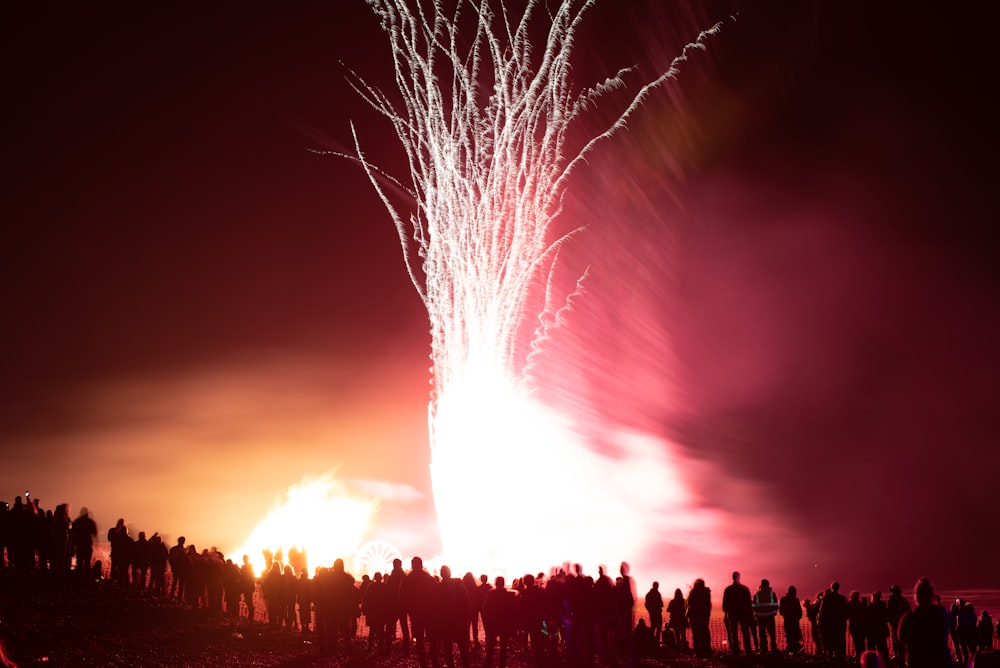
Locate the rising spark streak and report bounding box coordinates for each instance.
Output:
[351,0,726,576]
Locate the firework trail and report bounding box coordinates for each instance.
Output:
[349,0,726,574]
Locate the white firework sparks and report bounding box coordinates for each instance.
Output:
[349,0,726,576]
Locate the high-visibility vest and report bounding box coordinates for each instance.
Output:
[753,590,779,618]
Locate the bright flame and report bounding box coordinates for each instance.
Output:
[231,475,377,577]
[430,361,707,578]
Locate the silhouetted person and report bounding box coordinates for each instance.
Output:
[461,572,479,647]
[148,533,168,594]
[240,555,256,620]
[645,581,664,644]
[723,571,754,655]
[132,531,150,590]
[806,593,825,655]
[615,562,637,663]
[958,602,978,663]
[168,537,189,600]
[297,571,313,632]
[862,649,884,668]
[70,507,97,575]
[222,558,241,616]
[754,578,779,653]
[205,549,225,614]
[49,503,71,571]
[868,590,891,659]
[780,585,804,653]
[847,591,870,658]
[434,565,471,668]
[363,572,390,652]
[400,556,437,668]
[475,574,491,648]
[897,577,952,668]
[385,558,411,654]
[519,573,548,665]
[977,611,994,654]
[820,581,849,661]
[667,587,689,649]
[687,578,712,658]
[263,561,284,627]
[888,584,912,663]
[483,575,518,668]
[107,518,131,586]
[633,618,658,658]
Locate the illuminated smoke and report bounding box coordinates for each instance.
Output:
[349,0,725,576]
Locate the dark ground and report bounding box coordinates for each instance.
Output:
[1,573,851,668]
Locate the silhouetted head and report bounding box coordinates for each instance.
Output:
[333,558,345,573]
[495,576,505,589]
[480,574,488,584]
[675,588,684,599]
[411,556,423,571]
[850,590,860,601]
[831,581,841,592]
[524,574,535,586]
[889,584,901,595]
[787,585,797,596]
[178,536,185,545]
[620,562,630,577]
[393,558,402,570]
[860,650,882,668]
[732,571,741,583]
[914,577,934,605]
[652,581,659,590]
[440,565,451,579]
[373,572,382,583]
[761,579,770,588]
[873,590,882,602]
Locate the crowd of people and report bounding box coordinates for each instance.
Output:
[2,494,998,668]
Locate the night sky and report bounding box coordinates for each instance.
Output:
[3,1,997,592]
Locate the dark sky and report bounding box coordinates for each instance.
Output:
[2,1,997,592]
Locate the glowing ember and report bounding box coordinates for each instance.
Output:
[230,476,377,577]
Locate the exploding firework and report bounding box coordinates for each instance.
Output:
[348,0,727,577]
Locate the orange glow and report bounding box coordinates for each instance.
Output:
[230,475,377,577]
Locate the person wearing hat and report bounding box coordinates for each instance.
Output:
[754,579,780,654]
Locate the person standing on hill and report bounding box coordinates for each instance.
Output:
[868,590,891,659]
[483,576,518,668]
[897,577,952,668]
[888,584,912,663]
[723,571,754,655]
[70,507,97,575]
[645,581,665,644]
[754,578,780,654]
[780,585,804,653]
[667,587,689,649]
[820,581,849,661]
[687,578,713,658]
[400,556,436,668]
